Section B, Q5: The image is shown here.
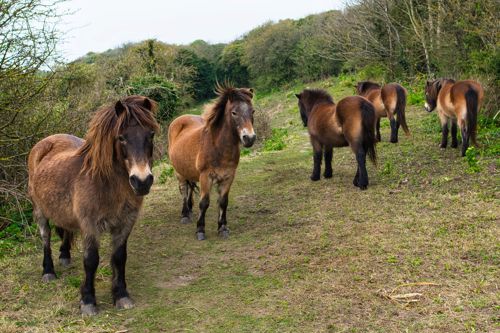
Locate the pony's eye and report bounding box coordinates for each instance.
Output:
[150,131,155,139]
[118,135,126,142]
[231,111,237,116]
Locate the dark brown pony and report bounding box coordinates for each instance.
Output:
[28,96,159,315]
[168,85,256,241]
[295,89,377,190]
[425,79,483,156]
[356,81,409,143]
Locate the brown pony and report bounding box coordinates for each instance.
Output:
[295,89,377,190]
[425,79,483,156]
[356,81,409,143]
[28,96,159,316]
[168,85,255,241]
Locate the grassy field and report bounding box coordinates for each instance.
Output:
[1,78,498,332]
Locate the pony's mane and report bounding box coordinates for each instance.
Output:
[203,84,253,130]
[77,95,159,179]
[301,88,334,105]
[357,81,381,93]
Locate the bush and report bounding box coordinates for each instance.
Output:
[158,164,175,184]
[263,128,288,152]
[127,75,180,121]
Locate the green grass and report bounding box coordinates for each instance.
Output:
[0,76,498,332]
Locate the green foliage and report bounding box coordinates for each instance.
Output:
[158,164,175,184]
[465,147,481,173]
[0,205,35,258]
[478,116,500,157]
[263,128,288,152]
[381,161,394,175]
[240,148,252,156]
[217,41,250,87]
[127,75,180,121]
[175,48,216,101]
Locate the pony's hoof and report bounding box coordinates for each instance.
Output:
[323,171,333,179]
[115,297,135,310]
[59,258,71,267]
[359,185,368,190]
[180,216,192,224]
[353,178,359,187]
[80,303,98,316]
[390,138,398,143]
[310,174,320,181]
[42,273,56,282]
[218,228,230,239]
[451,142,458,148]
[196,232,206,241]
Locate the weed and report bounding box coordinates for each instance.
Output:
[465,147,481,173]
[263,128,288,152]
[158,164,175,184]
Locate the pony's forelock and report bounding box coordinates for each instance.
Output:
[77,95,159,179]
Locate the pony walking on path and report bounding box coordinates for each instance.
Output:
[168,85,256,241]
[356,81,409,143]
[28,96,159,315]
[296,89,377,190]
[424,79,483,156]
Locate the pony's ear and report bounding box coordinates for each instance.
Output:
[241,88,254,99]
[435,80,442,91]
[295,93,301,99]
[426,80,433,86]
[143,97,153,111]
[115,100,126,116]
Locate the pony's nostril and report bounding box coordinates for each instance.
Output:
[145,174,154,187]
[129,175,139,188]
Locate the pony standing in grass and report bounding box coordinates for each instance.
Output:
[296,89,377,190]
[168,85,256,241]
[356,81,409,143]
[28,96,159,315]
[424,79,483,156]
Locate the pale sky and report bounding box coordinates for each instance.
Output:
[59,0,345,61]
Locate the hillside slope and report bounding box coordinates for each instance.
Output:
[0,78,498,333]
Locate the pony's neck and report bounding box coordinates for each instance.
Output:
[209,115,240,158]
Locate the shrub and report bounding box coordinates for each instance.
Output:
[158,164,175,184]
[263,128,288,152]
[127,75,180,121]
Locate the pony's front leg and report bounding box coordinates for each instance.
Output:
[196,173,212,241]
[80,234,100,316]
[439,113,449,148]
[217,178,234,239]
[310,139,323,181]
[111,225,135,310]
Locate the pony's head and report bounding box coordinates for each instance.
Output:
[295,89,334,127]
[204,84,256,147]
[78,96,159,196]
[356,81,381,95]
[424,79,442,112]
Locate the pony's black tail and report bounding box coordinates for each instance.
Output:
[395,85,409,135]
[465,88,479,146]
[360,100,377,165]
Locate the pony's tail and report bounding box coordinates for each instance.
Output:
[360,100,377,165]
[395,85,410,135]
[465,88,479,146]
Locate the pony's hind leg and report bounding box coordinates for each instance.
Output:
[323,146,333,179]
[389,113,400,143]
[35,207,56,282]
[179,180,194,224]
[376,118,381,142]
[353,145,369,190]
[451,119,458,148]
[56,227,73,267]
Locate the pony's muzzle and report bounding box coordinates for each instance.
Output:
[424,102,433,112]
[129,174,153,196]
[242,134,256,147]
